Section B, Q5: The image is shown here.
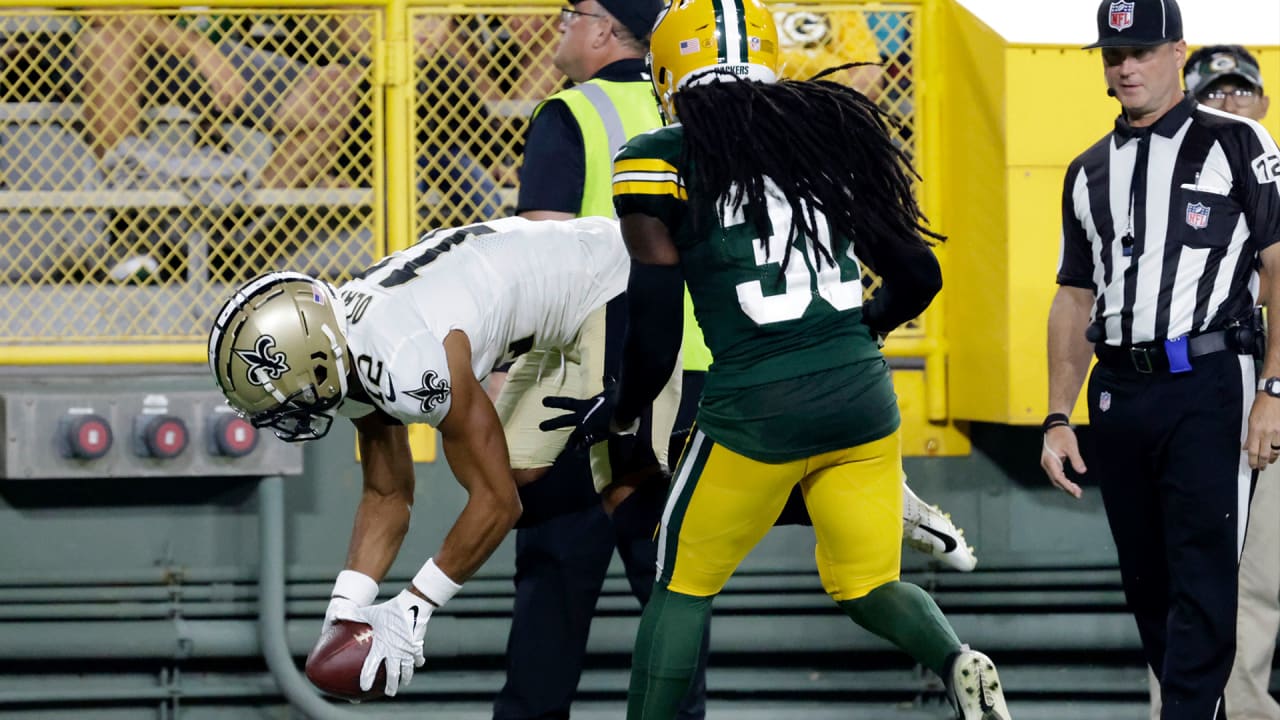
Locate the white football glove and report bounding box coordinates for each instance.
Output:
[333,588,433,696]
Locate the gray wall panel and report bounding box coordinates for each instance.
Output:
[0,371,1145,718]
[0,373,1121,584]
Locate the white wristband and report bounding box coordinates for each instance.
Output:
[412,558,462,607]
[332,569,379,606]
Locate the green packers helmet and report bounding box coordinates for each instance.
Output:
[648,0,779,121]
[207,272,350,442]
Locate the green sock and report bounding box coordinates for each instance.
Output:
[838,580,962,675]
[628,585,713,720]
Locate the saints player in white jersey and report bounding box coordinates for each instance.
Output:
[207,215,679,698]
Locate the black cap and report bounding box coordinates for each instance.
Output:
[1185,46,1265,96]
[585,0,663,41]
[1084,0,1183,49]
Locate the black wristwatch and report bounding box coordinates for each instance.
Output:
[1259,377,1280,398]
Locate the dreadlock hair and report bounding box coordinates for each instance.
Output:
[673,65,943,275]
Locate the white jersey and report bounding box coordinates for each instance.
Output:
[334,216,628,427]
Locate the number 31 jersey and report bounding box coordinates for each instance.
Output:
[612,125,898,461]
[335,216,628,427]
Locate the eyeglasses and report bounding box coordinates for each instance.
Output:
[1200,88,1259,108]
[559,7,607,25]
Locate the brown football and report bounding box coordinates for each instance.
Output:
[304,620,387,700]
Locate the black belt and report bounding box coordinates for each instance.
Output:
[1094,330,1235,374]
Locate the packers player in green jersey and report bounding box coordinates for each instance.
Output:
[559,0,1014,718]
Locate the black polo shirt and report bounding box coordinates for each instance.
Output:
[515,58,650,215]
[1058,94,1280,346]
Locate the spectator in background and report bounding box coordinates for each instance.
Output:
[1200,47,1277,720]
[472,13,564,106]
[1149,44,1275,720]
[414,14,506,226]
[413,13,567,227]
[1186,45,1270,123]
[76,12,364,188]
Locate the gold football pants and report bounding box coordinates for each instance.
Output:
[659,428,903,601]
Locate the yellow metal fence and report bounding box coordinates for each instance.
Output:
[0,1,931,367]
[1,5,383,360]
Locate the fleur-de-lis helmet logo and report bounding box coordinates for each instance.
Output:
[235,335,291,387]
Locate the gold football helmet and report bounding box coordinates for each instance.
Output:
[207,272,350,441]
[648,0,780,121]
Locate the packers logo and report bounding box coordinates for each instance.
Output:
[236,335,290,387]
[1209,54,1239,72]
[775,11,830,49]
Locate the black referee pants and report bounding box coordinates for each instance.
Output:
[1086,350,1253,720]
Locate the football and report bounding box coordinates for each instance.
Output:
[304,620,387,700]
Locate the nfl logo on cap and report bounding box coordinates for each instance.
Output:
[1186,202,1210,229]
[1086,0,1182,50]
[1100,391,1112,412]
[1108,0,1135,31]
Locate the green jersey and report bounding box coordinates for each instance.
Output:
[613,125,898,462]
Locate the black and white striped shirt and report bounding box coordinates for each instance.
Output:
[1058,95,1280,346]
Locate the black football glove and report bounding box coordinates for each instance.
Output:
[540,385,619,450]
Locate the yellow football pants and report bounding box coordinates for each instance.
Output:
[659,428,903,602]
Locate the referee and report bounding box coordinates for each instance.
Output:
[1040,0,1280,718]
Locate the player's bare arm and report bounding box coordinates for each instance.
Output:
[314,330,522,697]
[620,213,680,266]
[432,329,522,586]
[345,414,416,581]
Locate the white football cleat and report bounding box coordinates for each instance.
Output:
[946,647,1011,720]
[902,482,978,572]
